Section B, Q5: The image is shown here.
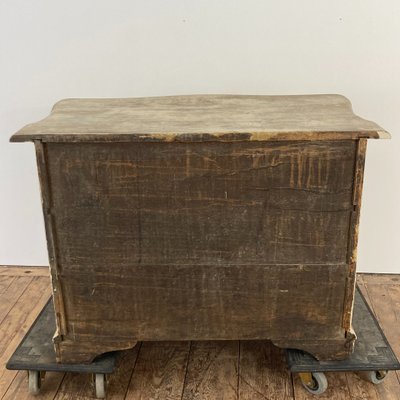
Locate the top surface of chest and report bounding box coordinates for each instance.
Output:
[10,94,389,143]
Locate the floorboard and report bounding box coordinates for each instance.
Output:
[0,266,399,400]
[0,266,49,277]
[239,341,293,400]
[0,277,14,296]
[0,277,33,326]
[2,371,64,400]
[182,341,238,400]
[125,341,190,400]
[0,275,51,398]
[345,371,379,400]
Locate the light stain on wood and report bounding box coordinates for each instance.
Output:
[0,277,32,325]
[0,276,14,296]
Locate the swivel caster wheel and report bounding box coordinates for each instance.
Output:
[28,370,42,395]
[299,372,328,395]
[359,370,388,385]
[93,373,106,399]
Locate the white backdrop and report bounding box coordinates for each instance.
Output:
[0,1,399,272]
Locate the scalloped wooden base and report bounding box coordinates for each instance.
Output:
[54,329,356,364]
[272,329,356,361]
[54,334,138,364]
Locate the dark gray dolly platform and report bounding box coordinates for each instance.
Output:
[6,298,117,399]
[286,286,400,395]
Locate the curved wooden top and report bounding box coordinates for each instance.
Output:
[10,94,390,143]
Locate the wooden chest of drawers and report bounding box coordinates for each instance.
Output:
[11,95,389,363]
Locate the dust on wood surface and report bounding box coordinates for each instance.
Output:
[10,94,389,142]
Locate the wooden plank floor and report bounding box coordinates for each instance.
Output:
[0,266,399,400]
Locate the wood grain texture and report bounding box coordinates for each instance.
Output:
[373,371,400,400]
[53,263,352,363]
[104,348,142,400]
[0,266,48,276]
[182,341,238,400]
[10,94,389,143]
[344,371,380,400]
[2,371,64,400]
[48,140,356,266]
[0,277,51,398]
[125,341,189,400]
[52,372,93,400]
[239,341,293,400]
[60,263,348,338]
[362,274,400,286]
[35,139,362,362]
[0,276,14,295]
[0,277,32,326]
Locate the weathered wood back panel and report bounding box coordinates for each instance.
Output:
[40,140,357,362]
[47,141,355,266]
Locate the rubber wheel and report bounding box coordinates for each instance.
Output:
[360,370,388,385]
[95,373,106,399]
[300,372,328,395]
[28,370,41,395]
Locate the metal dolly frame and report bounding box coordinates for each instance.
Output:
[286,286,400,395]
[6,286,399,397]
[6,299,117,398]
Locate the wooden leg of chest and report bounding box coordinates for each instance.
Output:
[272,329,356,361]
[54,334,138,364]
[54,331,356,364]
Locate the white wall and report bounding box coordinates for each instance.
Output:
[1,1,399,272]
